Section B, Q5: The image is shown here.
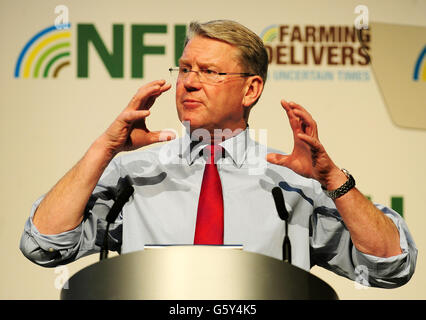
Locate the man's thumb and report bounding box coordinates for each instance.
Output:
[266,153,289,166]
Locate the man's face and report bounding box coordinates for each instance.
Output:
[175,36,249,135]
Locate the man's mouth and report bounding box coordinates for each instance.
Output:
[182,99,203,109]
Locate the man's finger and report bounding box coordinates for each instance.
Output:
[139,82,172,111]
[287,102,316,125]
[128,80,170,110]
[291,105,314,123]
[287,101,312,116]
[280,99,301,131]
[143,83,172,110]
[119,110,151,124]
[146,130,177,144]
[280,99,295,117]
[297,133,321,149]
[292,109,318,136]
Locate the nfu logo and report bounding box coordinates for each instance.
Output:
[14,22,186,79]
[413,46,426,81]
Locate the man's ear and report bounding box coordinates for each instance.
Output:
[242,76,264,107]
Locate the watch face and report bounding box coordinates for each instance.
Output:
[341,168,350,177]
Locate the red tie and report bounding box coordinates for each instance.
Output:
[194,145,224,244]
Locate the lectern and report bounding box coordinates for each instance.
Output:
[60,246,338,300]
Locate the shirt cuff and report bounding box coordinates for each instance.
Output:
[351,210,416,288]
[26,196,83,253]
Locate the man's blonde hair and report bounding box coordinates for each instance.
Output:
[184,20,268,84]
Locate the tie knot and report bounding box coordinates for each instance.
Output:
[205,144,223,164]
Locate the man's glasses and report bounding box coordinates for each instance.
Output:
[169,67,255,84]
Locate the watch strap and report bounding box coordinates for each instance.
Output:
[323,168,356,200]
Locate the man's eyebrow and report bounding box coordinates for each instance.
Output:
[178,58,189,65]
[177,58,219,69]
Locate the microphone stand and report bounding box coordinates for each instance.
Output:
[100,177,134,261]
[282,219,291,264]
[272,187,292,264]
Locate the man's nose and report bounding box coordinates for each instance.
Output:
[183,71,202,90]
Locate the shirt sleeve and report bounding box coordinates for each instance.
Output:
[309,190,417,289]
[19,159,124,268]
[350,205,417,288]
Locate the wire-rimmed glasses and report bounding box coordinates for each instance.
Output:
[169,67,256,84]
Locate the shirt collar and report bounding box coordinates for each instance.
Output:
[179,127,251,168]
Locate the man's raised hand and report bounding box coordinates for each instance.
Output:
[100,80,176,156]
[266,100,342,188]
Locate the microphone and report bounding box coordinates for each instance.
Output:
[100,176,134,261]
[272,187,292,264]
[106,176,135,224]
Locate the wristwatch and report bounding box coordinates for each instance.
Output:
[322,168,356,200]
